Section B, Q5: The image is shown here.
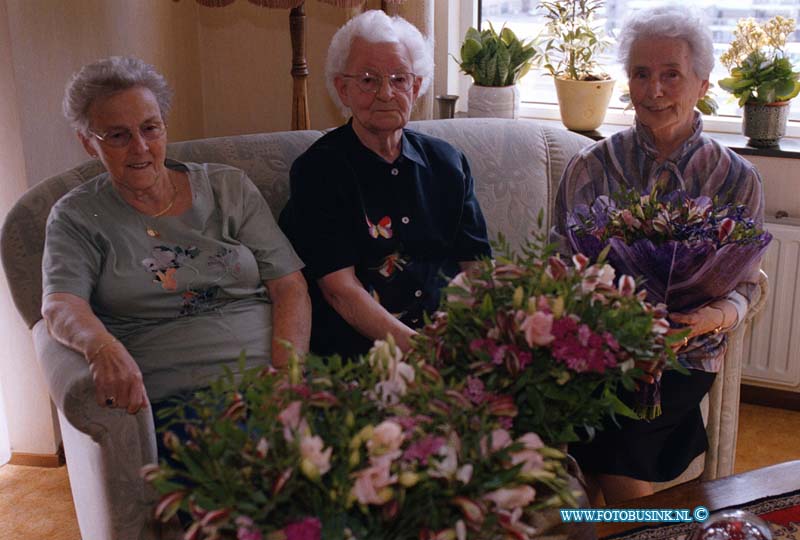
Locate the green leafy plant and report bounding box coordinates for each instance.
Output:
[536,0,613,81]
[718,16,800,106]
[457,23,538,86]
[147,349,577,540]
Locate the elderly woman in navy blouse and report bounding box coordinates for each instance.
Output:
[280,10,491,359]
[551,7,764,504]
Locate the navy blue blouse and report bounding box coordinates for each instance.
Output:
[280,121,491,358]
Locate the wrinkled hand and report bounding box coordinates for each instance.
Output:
[88,340,149,414]
[668,302,730,351]
[634,358,663,386]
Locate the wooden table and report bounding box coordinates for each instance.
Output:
[597,460,800,538]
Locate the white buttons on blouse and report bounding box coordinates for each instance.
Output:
[401,216,410,224]
[390,168,399,176]
[414,290,423,298]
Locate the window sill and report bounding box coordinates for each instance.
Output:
[524,117,800,160]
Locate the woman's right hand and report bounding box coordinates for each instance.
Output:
[43,293,150,415]
[87,338,149,414]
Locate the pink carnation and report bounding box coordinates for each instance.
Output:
[284,518,321,540]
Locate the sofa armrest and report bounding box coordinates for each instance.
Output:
[32,320,163,540]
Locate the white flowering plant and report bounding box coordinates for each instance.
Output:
[718,16,800,106]
[146,343,578,540]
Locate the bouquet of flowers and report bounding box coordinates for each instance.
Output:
[408,226,679,436]
[566,189,772,313]
[145,343,578,540]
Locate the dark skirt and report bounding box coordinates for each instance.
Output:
[569,369,716,482]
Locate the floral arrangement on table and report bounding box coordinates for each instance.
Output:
[718,16,800,107]
[566,189,772,314]
[408,224,680,434]
[145,344,578,540]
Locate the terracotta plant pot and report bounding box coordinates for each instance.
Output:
[742,101,791,148]
[467,84,520,119]
[554,77,615,132]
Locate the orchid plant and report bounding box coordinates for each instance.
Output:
[146,344,577,540]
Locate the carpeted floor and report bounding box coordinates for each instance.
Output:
[0,402,798,539]
[0,462,80,540]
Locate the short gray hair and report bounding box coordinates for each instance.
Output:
[63,56,173,134]
[325,10,434,117]
[618,6,714,80]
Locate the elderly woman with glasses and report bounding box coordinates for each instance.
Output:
[280,10,491,359]
[550,7,764,504]
[42,57,311,450]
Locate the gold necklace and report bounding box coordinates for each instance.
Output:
[145,176,178,238]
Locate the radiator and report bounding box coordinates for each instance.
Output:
[742,218,800,390]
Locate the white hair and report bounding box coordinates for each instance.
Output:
[63,56,173,135]
[325,10,434,117]
[618,6,714,80]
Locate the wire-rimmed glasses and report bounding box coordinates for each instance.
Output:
[341,72,417,94]
[88,121,166,148]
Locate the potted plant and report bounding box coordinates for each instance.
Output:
[719,16,800,147]
[536,0,615,131]
[457,23,537,118]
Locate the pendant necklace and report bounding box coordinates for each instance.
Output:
[145,176,178,238]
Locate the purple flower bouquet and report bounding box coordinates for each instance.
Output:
[567,190,771,418]
[567,191,771,313]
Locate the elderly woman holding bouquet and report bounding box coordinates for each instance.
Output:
[281,10,491,359]
[551,7,766,504]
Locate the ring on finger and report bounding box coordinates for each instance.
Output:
[683,336,689,348]
[105,396,116,407]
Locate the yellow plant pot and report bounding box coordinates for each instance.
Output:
[553,77,615,131]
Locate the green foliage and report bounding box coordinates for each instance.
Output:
[148,349,577,540]
[718,16,800,106]
[718,52,800,106]
[408,229,679,445]
[536,0,613,81]
[457,23,538,86]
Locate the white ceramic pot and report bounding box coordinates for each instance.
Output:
[467,84,520,119]
[553,77,615,131]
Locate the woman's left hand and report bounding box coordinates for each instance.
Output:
[669,299,738,349]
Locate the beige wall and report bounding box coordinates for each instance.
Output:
[5,0,204,186]
[0,0,434,455]
[0,0,59,456]
[196,1,348,136]
[745,156,800,221]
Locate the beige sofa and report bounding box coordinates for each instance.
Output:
[1,118,761,540]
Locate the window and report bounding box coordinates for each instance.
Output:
[474,0,800,133]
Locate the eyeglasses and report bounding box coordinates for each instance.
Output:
[88,121,166,148]
[341,72,417,94]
